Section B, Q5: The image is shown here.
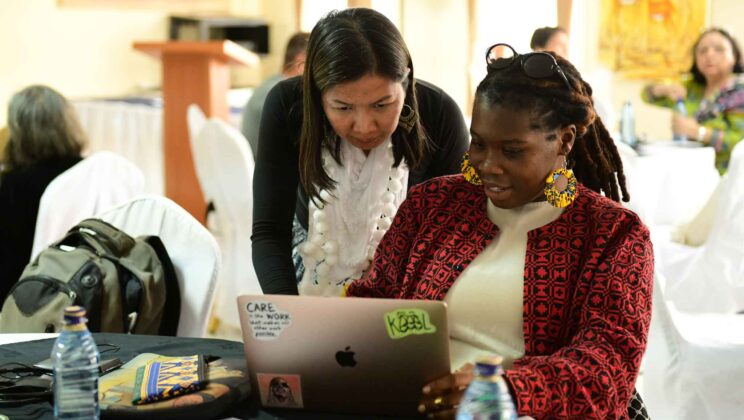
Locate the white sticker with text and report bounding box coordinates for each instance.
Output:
[246,301,292,340]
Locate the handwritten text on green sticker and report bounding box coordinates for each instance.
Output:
[384,309,436,339]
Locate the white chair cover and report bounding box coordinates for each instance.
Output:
[643,271,744,419]
[655,141,744,313]
[189,116,262,334]
[97,195,220,338]
[31,151,145,260]
[187,104,207,144]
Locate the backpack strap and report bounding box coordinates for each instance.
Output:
[142,236,181,336]
[73,219,136,256]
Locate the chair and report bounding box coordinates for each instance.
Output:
[31,151,145,260]
[96,195,220,338]
[642,271,744,419]
[188,115,262,336]
[653,140,744,313]
[186,104,207,148]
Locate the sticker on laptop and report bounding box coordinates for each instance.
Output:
[256,373,303,408]
[384,308,437,339]
[245,301,292,340]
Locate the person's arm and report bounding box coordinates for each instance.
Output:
[416,81,470,178]
[251,80,302,295]
[705,88,744,172]
[504,214,654,418]
[345,183,425,298]
[641,82,688,108]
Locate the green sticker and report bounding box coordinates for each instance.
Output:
[384,308,437,339]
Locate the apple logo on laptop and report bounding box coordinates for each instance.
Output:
[335,346,357,367]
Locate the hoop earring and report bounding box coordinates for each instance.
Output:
[544,158,578,208]
[461,152,482,186]
[398,104,417,134]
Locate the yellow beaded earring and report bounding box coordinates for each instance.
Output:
[461,152,482,186]
[544,158,578,208]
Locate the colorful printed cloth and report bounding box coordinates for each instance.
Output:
[132,355,206,405]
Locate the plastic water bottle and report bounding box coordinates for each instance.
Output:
[456,356,517,420]
[51,306,100,419]
[673,99,688,142]
[620,100,637,147]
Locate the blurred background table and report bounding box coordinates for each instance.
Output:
[624,141,720,227]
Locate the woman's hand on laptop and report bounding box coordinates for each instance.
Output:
[418,363,474,419]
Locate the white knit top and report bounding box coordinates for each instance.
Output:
[446,199,563,370]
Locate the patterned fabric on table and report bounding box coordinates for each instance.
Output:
[347,175,654,419]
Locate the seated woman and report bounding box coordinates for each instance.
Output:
[347,44,654,419]
[643,27,744,174]
[0,85,85,300]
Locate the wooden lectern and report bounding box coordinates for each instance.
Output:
[133,40,258,222]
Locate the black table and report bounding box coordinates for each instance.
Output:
[0,334,416,420]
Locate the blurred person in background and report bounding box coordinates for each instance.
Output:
[532,26,616,131]
[643,27,744,174]
[0,85,85,301]
[241,32,310,158]
[530,26,569,59]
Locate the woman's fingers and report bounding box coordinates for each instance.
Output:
[425,407,458,419]
[423,369,474,395]
[418,387,467,416]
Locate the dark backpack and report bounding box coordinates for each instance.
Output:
[0,218,180,335]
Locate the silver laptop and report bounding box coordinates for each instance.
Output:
[237,294,451,416]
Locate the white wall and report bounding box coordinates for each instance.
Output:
[0,0,282,125]
[402,0,469,115]
[0,0,169,124]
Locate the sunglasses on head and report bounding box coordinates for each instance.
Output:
[485,43,573,91]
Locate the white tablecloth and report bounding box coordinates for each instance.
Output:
[72,91,250,198]
[73,99,165,195]
[624,141,720,227]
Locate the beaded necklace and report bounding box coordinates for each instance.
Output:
[298,140,407,294]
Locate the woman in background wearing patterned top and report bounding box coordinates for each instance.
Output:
[643,27,744,174]
[347,44,653,419]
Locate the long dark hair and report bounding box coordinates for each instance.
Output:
[690,27,743,85]
[3,85,86,173]
[475,53,629,203]
[299,8,428,203]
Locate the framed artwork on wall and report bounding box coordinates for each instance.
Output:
[599,0,707,80]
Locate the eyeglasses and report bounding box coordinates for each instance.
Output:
[485,43,572,91]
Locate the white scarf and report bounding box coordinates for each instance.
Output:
[299,139,409,296]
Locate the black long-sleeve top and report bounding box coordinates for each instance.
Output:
[0,156,82,302]
[252,76,469,295]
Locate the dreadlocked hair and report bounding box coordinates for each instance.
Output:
[475,52,630,202]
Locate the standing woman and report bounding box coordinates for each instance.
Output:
[252,8,469,295]
[0,85,85,300]
[643,27,744,173]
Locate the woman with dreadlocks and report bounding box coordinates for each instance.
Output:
[346,44,653,419]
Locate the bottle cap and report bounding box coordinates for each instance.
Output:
[64,306,86,318]
[63,305,88,326]
[474,355,504,376]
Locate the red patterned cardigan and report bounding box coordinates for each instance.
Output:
[346,175,654,419]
